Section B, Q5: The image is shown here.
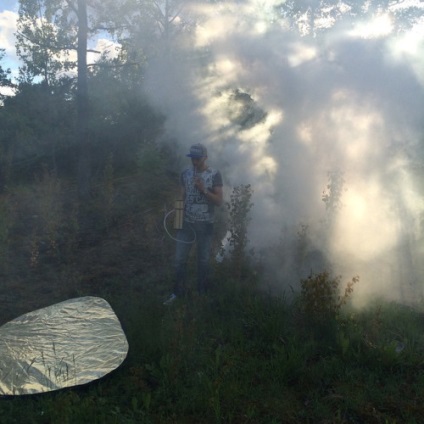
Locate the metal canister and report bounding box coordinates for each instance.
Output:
[174,200,184,230]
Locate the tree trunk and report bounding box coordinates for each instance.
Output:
[77,0,90,199]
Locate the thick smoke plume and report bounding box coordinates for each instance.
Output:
[145,0,424,306]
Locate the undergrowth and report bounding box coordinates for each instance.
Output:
[1,271,424,423]
[0,160,424,423]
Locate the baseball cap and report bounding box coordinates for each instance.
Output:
[186,143,207,158]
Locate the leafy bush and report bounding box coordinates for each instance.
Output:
[300,271,359,322]
[218,184,254,282]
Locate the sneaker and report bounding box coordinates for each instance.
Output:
[163,293,177,305]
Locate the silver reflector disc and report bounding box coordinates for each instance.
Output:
[0,296,129,395]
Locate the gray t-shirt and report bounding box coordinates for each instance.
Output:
[181,167,223,223]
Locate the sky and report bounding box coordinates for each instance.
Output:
[0,1,20,78]
[0,0,18,13]
[0,0,120,84]
[1,0,424,306]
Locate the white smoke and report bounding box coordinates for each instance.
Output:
[144,0,424,306]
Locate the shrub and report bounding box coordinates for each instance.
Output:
[220,184,254,281]
[300,271,359,322]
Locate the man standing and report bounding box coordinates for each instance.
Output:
[165,143,223,304]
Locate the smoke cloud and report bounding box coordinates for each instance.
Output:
[144,0,424,306]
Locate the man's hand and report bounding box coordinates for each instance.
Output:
[194,176,205,193]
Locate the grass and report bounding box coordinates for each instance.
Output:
[0,161,424,423]
[2,273,424,423]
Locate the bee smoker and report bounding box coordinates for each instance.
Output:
[174,199,184,230]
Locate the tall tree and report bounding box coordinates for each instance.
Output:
[16,0,78,85]
[92,0,192,65]
[16,0,99,196]
[0,50,13,102]
[76,0,90,198]
[276,0,424,36]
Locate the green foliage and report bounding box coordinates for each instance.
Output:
[278,0,424,36]
[2,276,424,423]
[0,49,13,100]
[322,168,345,227]
[33,167,63,252]
[0,80,76,182]
[300,271,359,322]
[136,142,175,207]
[99,153,115,232]
[0,194,14,271]
[1,4,424,420]
[227,89,267,130]
[294,223,310,270]
[16,0,78,85]
[0,163,421,423]
[87,60,165,161]
[220,184,254,281]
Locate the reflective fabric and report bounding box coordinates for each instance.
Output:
[0,297,128,395]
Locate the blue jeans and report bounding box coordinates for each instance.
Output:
[174,221,214,295]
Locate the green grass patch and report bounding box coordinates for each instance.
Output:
[2,275,424,423]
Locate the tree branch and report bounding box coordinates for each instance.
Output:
[64,0,78,15]
[87,61,140,68]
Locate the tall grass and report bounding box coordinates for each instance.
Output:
[0,161,424,423]
[2,275,424,423]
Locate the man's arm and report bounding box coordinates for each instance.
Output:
[205,185,223,206]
